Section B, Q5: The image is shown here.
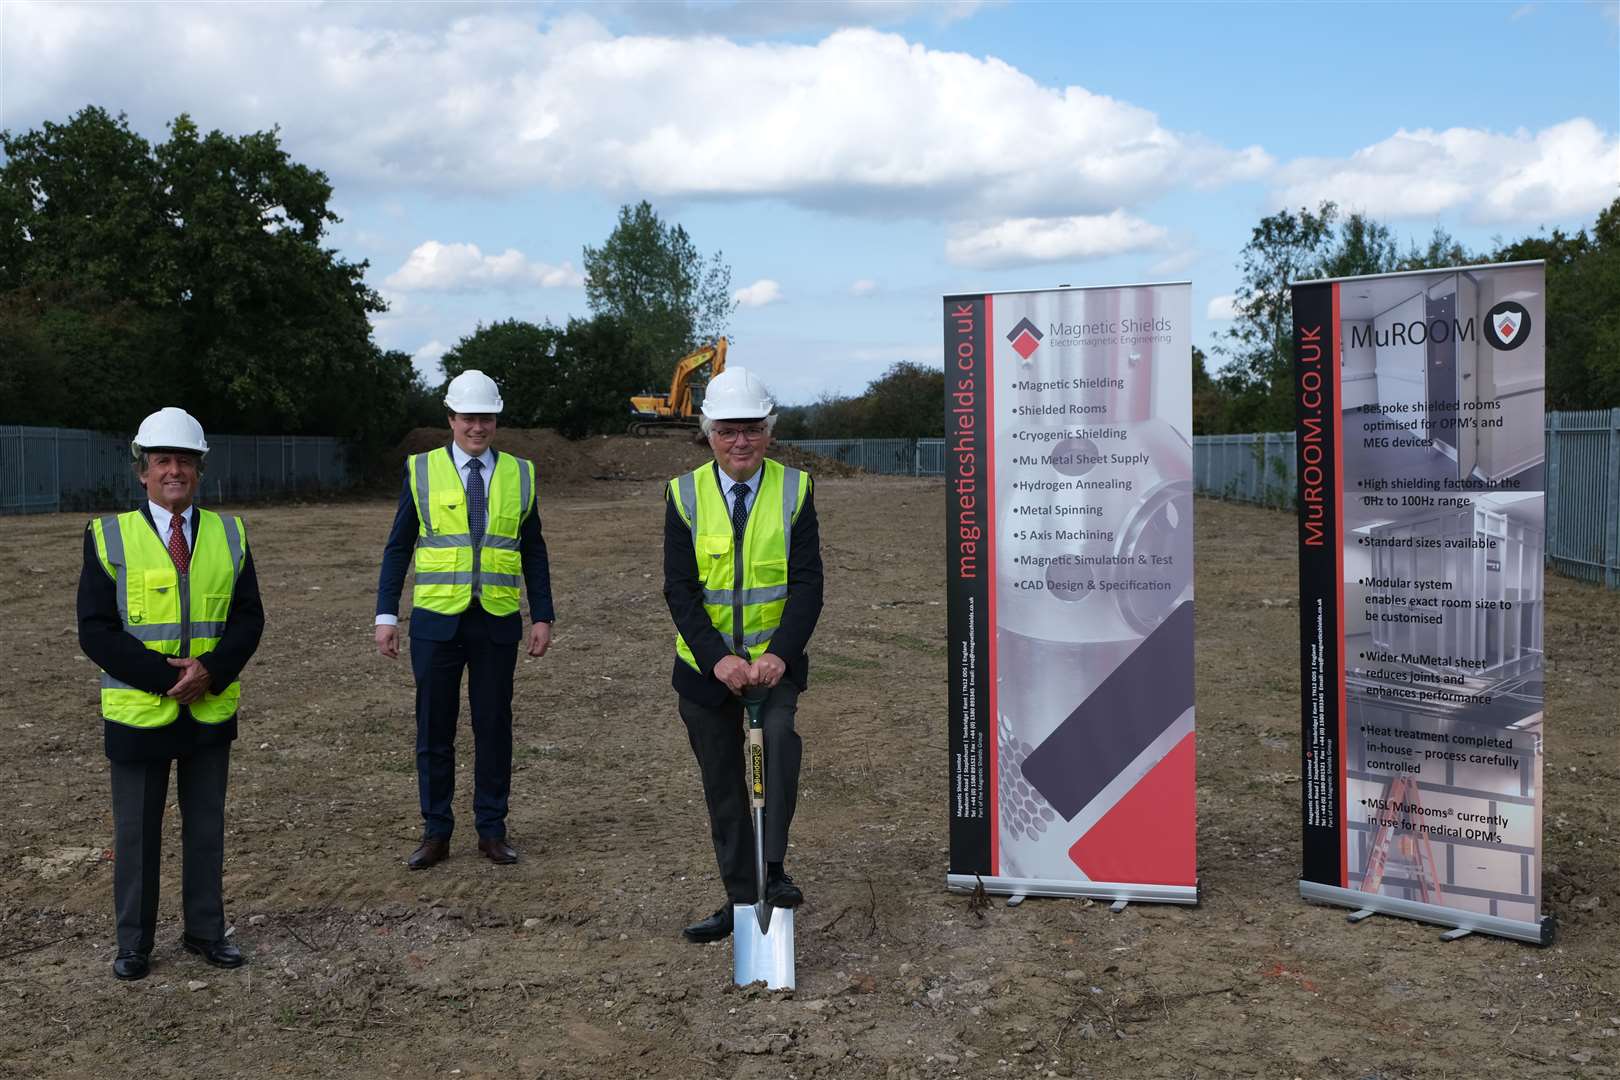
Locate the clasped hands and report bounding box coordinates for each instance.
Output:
[165,657,212,704]
[712,653,785,693]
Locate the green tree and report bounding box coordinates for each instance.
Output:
[581,200,733,386]
[1190,346,1228,435]
[0,107,401,440]
[1215,201,1339,432]
[862,362,945,438]
[1495,197,1620,409]
[1314,213,1401,280]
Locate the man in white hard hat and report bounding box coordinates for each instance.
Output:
[375,369,555,869]
[663,366,824,943]
[77,407,265,980]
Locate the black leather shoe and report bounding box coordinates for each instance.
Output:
[477,836,518,864]
[765,868,803,909]
[681,905,735,943]
[407,837,450,870]
[112,950,150,981]
[182,934,244,969]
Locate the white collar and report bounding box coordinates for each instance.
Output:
[716,463,763,494]
[148,501,192,537]
[449,443,495,472]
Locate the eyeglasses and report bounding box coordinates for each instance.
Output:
[712,425,768,443]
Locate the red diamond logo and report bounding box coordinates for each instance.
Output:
[1010,330,1040,359]
[1499,319,1516,338]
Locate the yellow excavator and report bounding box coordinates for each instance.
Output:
[627,337,728,436]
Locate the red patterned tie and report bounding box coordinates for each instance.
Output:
[167,512,190,574]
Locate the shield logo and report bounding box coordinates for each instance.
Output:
[1492,311,1520,344]
[1484,300,1532,351]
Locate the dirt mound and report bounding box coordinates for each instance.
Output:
[392,427,862,489]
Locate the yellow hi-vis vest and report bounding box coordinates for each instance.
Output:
[669,459,809,671]
[408,447,536,617]
[90,508,247,728]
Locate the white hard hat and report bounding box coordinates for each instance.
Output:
[131,407,208,460]
[444,369,504,414]
[701,366,774,421]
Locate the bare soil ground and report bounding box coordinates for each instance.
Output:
[2,461,1616,1079]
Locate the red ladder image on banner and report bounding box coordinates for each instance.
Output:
[1358,776,1445,905]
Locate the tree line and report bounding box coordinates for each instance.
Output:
[1199,198,1620,434]
[4,108,1614,457]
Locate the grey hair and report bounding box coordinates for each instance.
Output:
[133,450,206,477]
[699,414,778,437]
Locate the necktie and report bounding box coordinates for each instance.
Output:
[731,482,750,541]
[167,512,190,574]
[466,458,486,548]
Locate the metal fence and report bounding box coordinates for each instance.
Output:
[1546,409,1620,588]
[1190,411,1620,589]
[0,426,352,515]
[779,438,946,476]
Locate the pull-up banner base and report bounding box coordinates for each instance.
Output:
[1300,880,1553,945]
[949,874,1199,905]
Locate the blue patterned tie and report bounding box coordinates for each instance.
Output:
[731,482,750,541]
[466,457,486,548]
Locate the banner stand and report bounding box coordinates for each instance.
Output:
[1299,881,1553,945]
[1291,261,1551,948]
[944,283,1200,913]
[947,875,1199,906]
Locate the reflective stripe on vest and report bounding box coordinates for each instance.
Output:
[669,459,808,670]
[90,508,247,728]
[408,447,536,617]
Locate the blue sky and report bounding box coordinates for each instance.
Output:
[3,1,1616,405]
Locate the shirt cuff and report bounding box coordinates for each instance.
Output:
[375,614,399,626]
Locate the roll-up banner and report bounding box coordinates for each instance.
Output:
[1292,261,1553,945]
[945,283,1198,905]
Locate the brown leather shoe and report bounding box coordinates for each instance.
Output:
[407,837,449,870]
[477,836,518,864]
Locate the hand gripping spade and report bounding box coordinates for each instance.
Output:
[732,688,795,989]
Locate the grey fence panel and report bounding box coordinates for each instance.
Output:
[0,425,350,515]
[1545,409,1620,588]
[1193,432,1297,508]
[779,438,945,476]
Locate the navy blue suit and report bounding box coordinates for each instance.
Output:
[377,447,554,841]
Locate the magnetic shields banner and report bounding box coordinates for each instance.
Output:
[1292,261,1552,945]
[945,283,1197,904]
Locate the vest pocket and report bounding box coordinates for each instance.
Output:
[751,558,788,589]
[199,593,233,623]
[135,567,178,624]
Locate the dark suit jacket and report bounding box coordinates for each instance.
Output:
[77,506,266,763]
[376,447,555,644]
[663,461,824,708]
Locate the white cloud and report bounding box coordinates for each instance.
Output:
[2,9,1269,219]
[386,241,584,291]
[610,0,995,34]
[734,279,784,307]
[850,278,879,296]
[1272,119,1619,225]
[1206,294,1238,321]
[945,211,1170,269]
